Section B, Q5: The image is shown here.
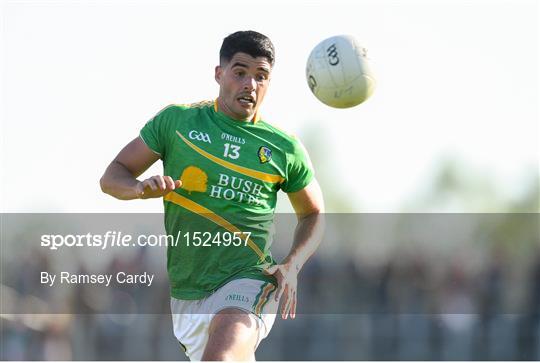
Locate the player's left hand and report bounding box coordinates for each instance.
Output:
[264,263,299,319]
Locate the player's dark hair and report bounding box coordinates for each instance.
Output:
[219,30,275,66]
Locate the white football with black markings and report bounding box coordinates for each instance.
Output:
[306,35,376,108]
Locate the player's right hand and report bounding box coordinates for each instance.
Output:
[136,175,182,199]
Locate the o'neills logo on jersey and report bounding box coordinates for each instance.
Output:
[221,132,246,144]
[209,173,264,206]
[189,130,212,143]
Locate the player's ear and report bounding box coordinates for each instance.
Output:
[215,65,222,84]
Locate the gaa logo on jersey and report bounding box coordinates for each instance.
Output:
[258,146,272,163]
[188,130,212,143]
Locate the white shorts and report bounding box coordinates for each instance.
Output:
[170,278,278,361]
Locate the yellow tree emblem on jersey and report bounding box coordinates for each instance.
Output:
[179,166,208,194]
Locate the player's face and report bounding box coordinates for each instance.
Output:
[215,52,271,121]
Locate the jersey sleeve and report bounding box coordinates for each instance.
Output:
[139,105,176,158]
[281,137,314,193]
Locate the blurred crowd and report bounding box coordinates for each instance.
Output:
[2,241,539,360]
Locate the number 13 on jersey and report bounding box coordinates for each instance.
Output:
[223,143,240,159]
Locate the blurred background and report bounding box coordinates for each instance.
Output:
[1,0,538,360]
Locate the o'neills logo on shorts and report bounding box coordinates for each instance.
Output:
[225,293,249,303]
[209,173,264,206]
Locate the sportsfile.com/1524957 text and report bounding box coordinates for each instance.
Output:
[40,231,251,250]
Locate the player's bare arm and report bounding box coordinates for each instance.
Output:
[100,136,181,200]
[265,178,325,319]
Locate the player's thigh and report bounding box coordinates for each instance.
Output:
[204,307,259,359]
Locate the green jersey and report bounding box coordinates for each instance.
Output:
[140,100,314,299]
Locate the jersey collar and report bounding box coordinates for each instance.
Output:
[214,99,261,123]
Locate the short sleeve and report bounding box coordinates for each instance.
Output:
[281,138,314,193]
[139,106,174,158]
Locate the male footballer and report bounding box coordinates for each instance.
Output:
[100,30,324,361]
